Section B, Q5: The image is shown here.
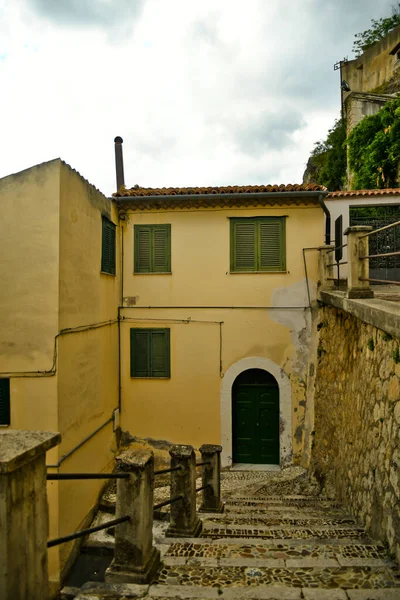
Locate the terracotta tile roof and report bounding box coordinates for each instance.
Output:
[328,188,400,198]
[113,183,326,197]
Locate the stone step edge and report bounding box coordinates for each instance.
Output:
[69,581,400,600]
[156,536,373,546]
[162,556,395,568]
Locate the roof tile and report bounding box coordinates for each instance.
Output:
[328,188,400,198]
[113,183,325,197]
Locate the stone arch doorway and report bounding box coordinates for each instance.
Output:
[232,368,280,465]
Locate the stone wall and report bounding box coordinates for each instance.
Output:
[312,305,400,561]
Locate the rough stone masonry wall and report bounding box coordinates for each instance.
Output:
[312,305,400,562]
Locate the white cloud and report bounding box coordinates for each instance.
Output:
[0,0,395,194]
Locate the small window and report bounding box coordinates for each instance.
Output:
[134,225,171,273]
[101,216,116,275]
[0,379,10,426]
[130,328,170,378]
[230,217,286,272]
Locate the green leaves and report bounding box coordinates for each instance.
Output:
[347,98,400,189]
[352,6,400,57]
[308,119,347,191]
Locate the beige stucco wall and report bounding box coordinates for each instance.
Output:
[341,25,400,94]
[0,160,121,589]
[0,160,60,376]
[120,203,323,466]
[53,162,120,579]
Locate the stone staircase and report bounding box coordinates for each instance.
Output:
[65,474,400,600]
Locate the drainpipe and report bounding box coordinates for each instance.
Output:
[318,193,331,245]
[114,136,125,191]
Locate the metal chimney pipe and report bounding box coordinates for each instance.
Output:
[114,136,125,191]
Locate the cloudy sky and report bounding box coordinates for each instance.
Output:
[0,0,396,194]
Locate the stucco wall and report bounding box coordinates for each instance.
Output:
[55,162,120,578]
[0,160,60,377]
[311,305,400,562]
[120,204,323,466]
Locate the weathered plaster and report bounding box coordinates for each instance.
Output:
[220,357,292,468]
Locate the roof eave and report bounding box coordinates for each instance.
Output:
[113,190,328,203]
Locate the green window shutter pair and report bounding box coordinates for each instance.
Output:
[230,218,286,272]
[0,379,10,426]
[130,329,170,378]
[101,217,116,275]
[134,225,171,273]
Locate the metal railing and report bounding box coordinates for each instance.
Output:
[359,220,400,286]
[46,443,223,584]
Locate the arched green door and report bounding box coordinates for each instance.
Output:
[232,369,280,465]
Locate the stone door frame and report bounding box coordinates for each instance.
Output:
[220,357,292,468]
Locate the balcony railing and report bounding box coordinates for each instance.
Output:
[319,221,400,299]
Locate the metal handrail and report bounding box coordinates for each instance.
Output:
[153,495,183,510]
[47,472,129,480]
[359,220,400,239]
[154,466,182,476]
[360,251,400,260]
[47,515,130,548]
[196,461,211,467]
[326,262,348,268]
[196,484,210,493]
[326,243,347,253]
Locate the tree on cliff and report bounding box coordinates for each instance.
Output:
[303,119,346,191]
[353,4,400,57]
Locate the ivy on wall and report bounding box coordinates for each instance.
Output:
[347,98,400,189]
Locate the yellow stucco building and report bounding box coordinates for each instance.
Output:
[0,159,120,592]
[0,153,327,593]
[115,183,326,469]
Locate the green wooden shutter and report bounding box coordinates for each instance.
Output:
[135,226,152,273]
[130,329,150,377]
[101,217,116,275]
[150,329,170,377]
[0,379,10,426]
[231,220,257,272]
[130,329,170,377]
[152,226,171,273]
[259,219,285,271]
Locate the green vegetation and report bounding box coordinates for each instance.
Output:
[367,338,375,351]
[347,98,400,189]
[306,119,347,191]
[382,332,393,342]
[353,4,400,57]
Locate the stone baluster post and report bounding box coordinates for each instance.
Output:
[318,245,336,299]
[0,430,61,600]
[345,226,374,299]
[166,445,202,537]
[106,450,160,584]
[199,444,223,513]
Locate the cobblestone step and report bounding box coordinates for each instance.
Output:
[201,525,370,541]
[201,515,358,527]
[73,581,400,599]
[156,564,400,589]
[164,541,389,561]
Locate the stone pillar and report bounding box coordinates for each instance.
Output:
[0,430,61,600]
[105,450,160,584]
[166,445,202,537]
[199,444,223,513]
[318,245,336,299]
[345,226,374,299]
